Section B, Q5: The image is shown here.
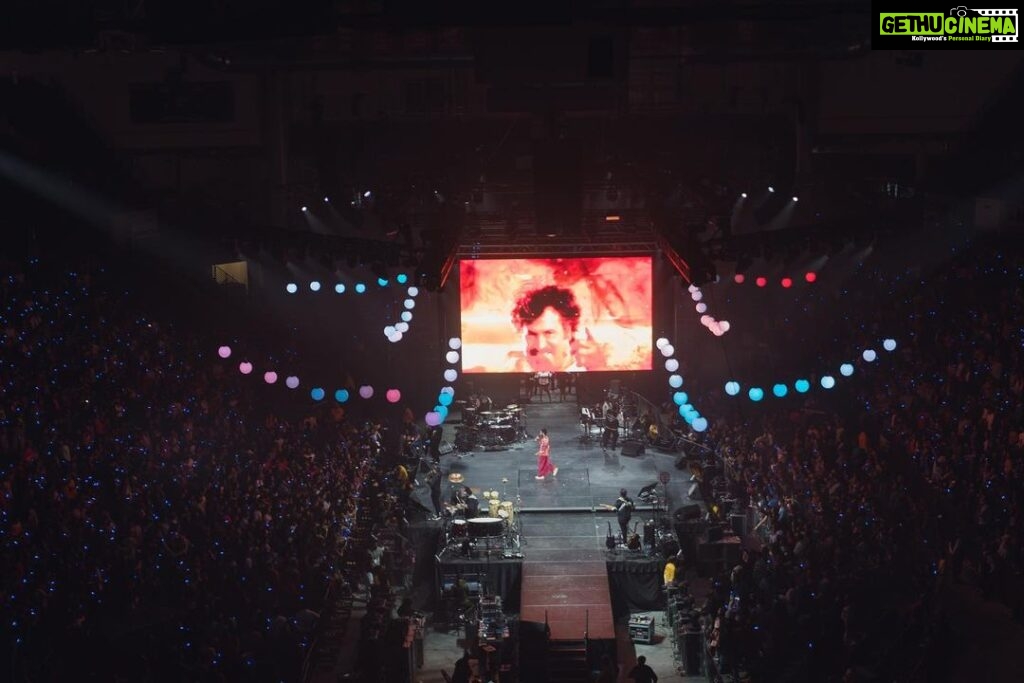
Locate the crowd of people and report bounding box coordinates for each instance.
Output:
[0,262,412,681]
[682,238,1024,682]
[3,232,1022,682]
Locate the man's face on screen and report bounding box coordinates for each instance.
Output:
[524,307,574,371]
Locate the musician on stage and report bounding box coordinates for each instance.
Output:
[534,371,553,402]
[425,463,443,519]
[614,488,634,545]
[450,485,479,518]
[601,403,619,450]
[535,428,558,480]
[427,424,443,464]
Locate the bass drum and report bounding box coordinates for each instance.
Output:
[468,517,504,538]
[451,519,467,538]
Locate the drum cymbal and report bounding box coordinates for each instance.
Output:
[448,472,464,483]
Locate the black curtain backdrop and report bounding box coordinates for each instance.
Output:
[607,558,665,618]
[437,558,523,612]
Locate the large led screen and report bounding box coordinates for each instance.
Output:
[460,257,653,373]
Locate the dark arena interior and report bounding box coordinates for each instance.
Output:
[3,4,1024,683]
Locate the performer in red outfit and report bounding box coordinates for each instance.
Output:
[535,428,558,479]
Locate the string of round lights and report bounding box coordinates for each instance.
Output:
[687,284,732,338]
[656,336,709,433]
[284,273,409,296]
[723,338,897,401]
[425,337,462,426]
[214,345,404,405]
[733,271,818,287]
[383,285,421,343]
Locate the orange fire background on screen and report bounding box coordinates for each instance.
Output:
[459,256,654,373]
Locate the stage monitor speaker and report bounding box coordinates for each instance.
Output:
[643,521,656,547]
[687,483,701,500]
[674,504,702,522]
[620,439,645,457]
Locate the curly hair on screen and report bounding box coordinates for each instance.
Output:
[511,285,581,331]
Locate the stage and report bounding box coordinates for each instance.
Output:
[436,399,695,514]
[411,398,701,642]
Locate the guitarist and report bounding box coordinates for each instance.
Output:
[614,488,634,546]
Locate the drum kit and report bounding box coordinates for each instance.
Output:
[455,405,528,452]
[445,488,520,555]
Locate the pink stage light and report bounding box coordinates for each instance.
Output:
[218,345,232,359]
[734,274,745,284]
[781,277,793,288]
[755,277,767,288]
[805,271,817,283]
[264,371,278,384]
[239,362,253,375]
[386,389,401,403]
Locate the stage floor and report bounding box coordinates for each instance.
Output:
[436,400,695,515]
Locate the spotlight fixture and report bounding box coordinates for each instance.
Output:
[363,190,372,198]
[301,206,308,212]
[768,186,775,193]
[740,192,748,198]
[792,196,799,202]
[323,196,330,202]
